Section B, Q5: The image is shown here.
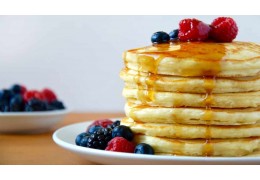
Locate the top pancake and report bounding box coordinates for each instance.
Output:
[123,41,260,77]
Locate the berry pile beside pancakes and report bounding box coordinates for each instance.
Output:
[120,17,260,156]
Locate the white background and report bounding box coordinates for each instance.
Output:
[0,15,259,112]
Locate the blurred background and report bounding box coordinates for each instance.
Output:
[0,15,259,112]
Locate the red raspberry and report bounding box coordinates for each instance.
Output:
[105,137,135,153]
[178,18,210,42]
[210,17,238,42]
[87,119,113,131]
[23,90,44,102]
[41,88,57,103]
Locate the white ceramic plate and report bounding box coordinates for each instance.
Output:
[53,120,260,165]
[0,109,68,133]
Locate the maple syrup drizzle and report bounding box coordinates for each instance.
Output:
[135,55,164,104]
[123,51,128,68]
[127,42,226,76]
[200,76,215,156]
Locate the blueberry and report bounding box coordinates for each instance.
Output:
[169,29,179,41]
[10,84,25,94]
[0,89,14,103]
[79,136,90,147]
[75,132,89,146]
[25,98,47,111]
[47,100,65,110]
[112,125,134,141]
[0,101,10,112]
[151,31,170,44]
[134,143,154,155]
[9,94,24,112]
[88,125,102,134]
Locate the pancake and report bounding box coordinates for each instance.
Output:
[133,135,260,157]
[120,69,260,93]
[125,103,260,125]
[123,88,260,108]
[121,118,260,139]
[123,42,260,77]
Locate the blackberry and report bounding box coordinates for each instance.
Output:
[25,98,47,111]
[47,100,65,110]
[86,128,112,150]
[107,120,120,129]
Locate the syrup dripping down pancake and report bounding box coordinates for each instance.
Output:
[123,88,260,108]
[123,42,260,77]
[133,135,260,157]
[121,118,260,139]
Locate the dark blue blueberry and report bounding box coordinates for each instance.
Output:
[47,100,65,110]
[75,132,89,146]
[10,84,24,94]
[0,89,14,103]
[134,143,154,155]
[0,101,10,112]
[151,31,170,44]
[9,94,24,112]
[25,98,47,112]
[112,125,134,141]
[169,29,179,41]
[79,136,90,147]
[88,125,102,134]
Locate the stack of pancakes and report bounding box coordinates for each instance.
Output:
[120,41,260,157]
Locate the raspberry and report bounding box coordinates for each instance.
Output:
[178,18,210,42]
[210,17,238,42]
[23,90,44,102]
[41,88,57,103]
[105,137,135,153]
[87,119,113,131]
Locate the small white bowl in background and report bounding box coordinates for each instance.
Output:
[0,109,68,134]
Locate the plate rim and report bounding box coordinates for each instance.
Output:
[52,120,260,163]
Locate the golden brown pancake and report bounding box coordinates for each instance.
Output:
[123,42,260,77]
[133,135,260,157]
[120,69,260,93]
[125,103,260,125]
[123,88,260,108]
[121,118,260,139]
